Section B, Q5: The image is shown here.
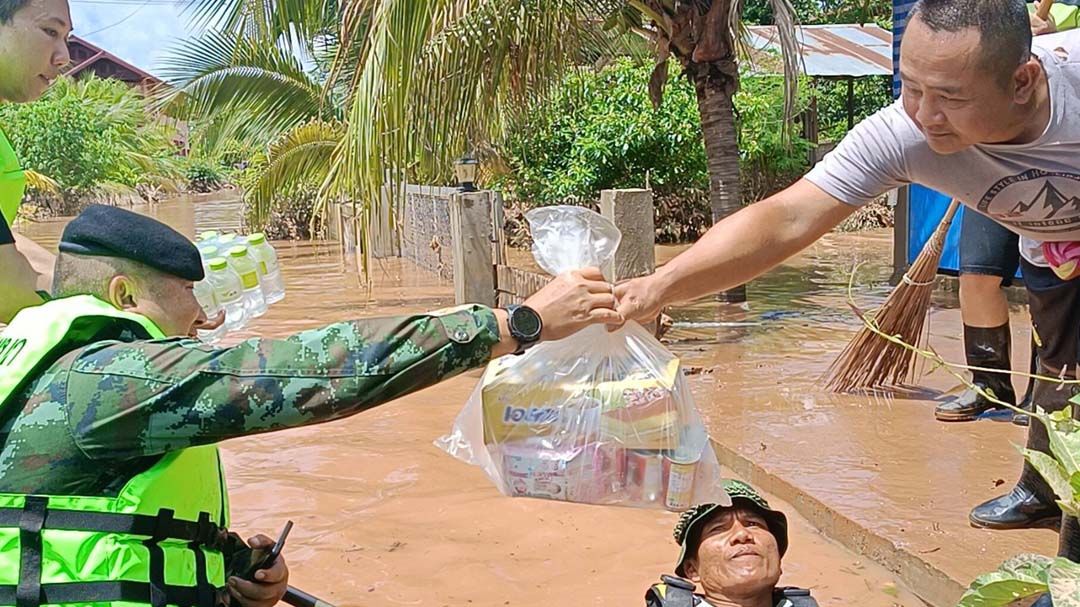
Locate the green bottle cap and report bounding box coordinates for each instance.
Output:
[198,230,219,242]
[198,245,218,257]
[228,245,248,257]
[208,257,228,271]
[247,233,266,245]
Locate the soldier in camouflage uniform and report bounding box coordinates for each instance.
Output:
[0,205,623,606]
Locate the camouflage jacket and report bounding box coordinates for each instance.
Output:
[0,305,499,495]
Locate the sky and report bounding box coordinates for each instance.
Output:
[69,3,203,74]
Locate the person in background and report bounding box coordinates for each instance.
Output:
[0,0,72,322]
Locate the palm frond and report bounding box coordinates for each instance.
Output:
[157,30,328,140]
[23,170,59,194]
[331,0,610,231]
[760,0,803,132]
[246,120,343,226]
[182,0,341,52]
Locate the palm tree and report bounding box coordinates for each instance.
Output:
[168,0,799,290]
[612,0,800,301]
[156,23,345,223]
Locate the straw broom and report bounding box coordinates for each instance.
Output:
[825,199,961,392]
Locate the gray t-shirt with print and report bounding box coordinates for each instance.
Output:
[805,36,1080,265]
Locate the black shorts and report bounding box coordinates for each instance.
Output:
[1023,259,1080,375]
[0,217,12,246]
[959,209,1020,284]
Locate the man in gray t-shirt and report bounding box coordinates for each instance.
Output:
[616,0,1080,562]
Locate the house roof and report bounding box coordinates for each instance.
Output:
[64,35,163,86]
[745,24,893,78]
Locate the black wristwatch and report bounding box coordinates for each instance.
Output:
[504,304,543,355]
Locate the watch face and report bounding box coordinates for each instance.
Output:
[513,307,542,339]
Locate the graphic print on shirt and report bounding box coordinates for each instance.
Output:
[978,169,1080,235]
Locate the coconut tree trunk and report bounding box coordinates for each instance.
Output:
[694,71,746,303]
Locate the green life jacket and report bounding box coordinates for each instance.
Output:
[0,127,25,228]
[0,295,232,607]
[645,575,818,607]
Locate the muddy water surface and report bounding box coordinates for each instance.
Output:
[21,197,930,606]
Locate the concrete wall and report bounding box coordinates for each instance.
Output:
[399,184,458,279]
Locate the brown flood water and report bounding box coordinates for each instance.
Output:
[19,196,936,606]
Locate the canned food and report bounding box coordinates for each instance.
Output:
[663,453,699,511]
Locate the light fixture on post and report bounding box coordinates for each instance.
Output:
[453,151,479,193]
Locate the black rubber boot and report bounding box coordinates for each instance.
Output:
[1012,336,1038,427]
[970,375,1066,530]
[936,324,1017,422]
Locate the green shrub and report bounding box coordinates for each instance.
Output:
[1,89,120,191]
[499,58,708,206]
[184,158,226,193]
[736,75,814,202]
[743,0,892,28]
[498,59,812,242]
[812,76,893,142]
[0,75,180,199]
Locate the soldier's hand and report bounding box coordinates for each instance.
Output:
[524,267,623,342]
[228,534,288,607]
[614,274,664,325]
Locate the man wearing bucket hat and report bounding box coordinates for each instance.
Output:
[645,480,817,607]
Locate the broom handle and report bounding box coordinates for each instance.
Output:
[933,199,961,238]
[1037,0,1055,20]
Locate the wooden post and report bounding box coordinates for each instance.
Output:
[450,191,496,306]
[599,188,656,281]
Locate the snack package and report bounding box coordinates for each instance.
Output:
[437,206,729,511]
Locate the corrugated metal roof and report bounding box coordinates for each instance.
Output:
[745,24,893,77]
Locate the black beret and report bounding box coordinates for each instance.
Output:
[59,204,204,281]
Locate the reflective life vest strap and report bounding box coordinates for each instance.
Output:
[0,500,229,607]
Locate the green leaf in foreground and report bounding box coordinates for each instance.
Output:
[1023,448,1080,516]
[958,555,1050,607]
[1049,557,1080,607]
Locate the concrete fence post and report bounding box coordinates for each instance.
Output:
[450,191,496,306]
[599,188,656,281]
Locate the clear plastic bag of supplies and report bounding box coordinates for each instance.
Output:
[437,206,729,511]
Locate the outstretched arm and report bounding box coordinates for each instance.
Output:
[65,269,622,458]
[616,179,856,321]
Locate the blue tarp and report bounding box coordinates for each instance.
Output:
[907,185,964,272]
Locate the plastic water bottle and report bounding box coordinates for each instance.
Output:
[197,231,220,247]
[192,279,226,343]
[246,233,285,304]
[206,257,246,331]
[227,245,267,318]
[198,245,219,262]
[217,233,238,250]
